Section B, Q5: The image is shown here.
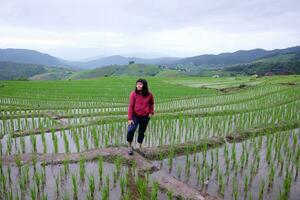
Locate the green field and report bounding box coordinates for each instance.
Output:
[0,75,300,200]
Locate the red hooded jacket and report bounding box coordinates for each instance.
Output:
[128,91,154,120]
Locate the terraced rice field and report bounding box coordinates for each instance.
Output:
[0,75,299,200]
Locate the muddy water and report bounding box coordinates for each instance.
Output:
[155,129,300,200]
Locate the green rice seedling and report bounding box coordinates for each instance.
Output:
[7,166,11,184]
[92,127,99,148]
[63,158,70,175]
[292,133,298,151]
[131,160,137,176]
[88,175,95,200]
[281,172,292,199]
[30,135,37,153]
[185,156,191,178]
[137,177,147,200]
[105,175,110,193]
[31,155,37,171]
[0,173,7,196]
[104,133,109,147]
[218,172,225,196]
[52,134,58,154]
[41,164,46,187]
[55,175,60,198]
[122,191,131,200]
[72,175,78,200]
[14,189,20,200]
[167,191,173,200]
[18,173,26,192]
[231,142,237,168]
[167,150,174,172]
[210,149,215,169]
[268,162,275,189]
[248,192,253,200]
[100,175,110,199]
[20,137,26,154]
[42,192,47,200]
[63,130,70,153]
[244,173,249,194]
[24,164,30,184]
[72,130,80,152]
[279,155,284,176]
[295,154,299,179]
[119,175,126,194]
[114,157,122,175]
[266,143,272,164]
[6,136,12,155]
[79,156,85,181]
[0,158,2,175]
[41,131,47,153]
[113,170,117,187]
[159,150,164,161]
[30,185,37,200]
[83,132,89,150]
[64,188,70,200]
[232,177,239,200]
[102,184,109,200]
[176,164,182,179]
[98,156,103,183]
[14,154,22,172]
[150,182,159,200]
[258,179,265,200]
[34,171,41,193]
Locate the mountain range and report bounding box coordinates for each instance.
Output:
[0,46,299,80]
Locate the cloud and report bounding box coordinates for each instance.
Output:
[0,0,299,59]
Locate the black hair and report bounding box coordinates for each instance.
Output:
[135,78,149,96]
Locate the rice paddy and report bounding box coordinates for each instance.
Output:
[0,75,300,199]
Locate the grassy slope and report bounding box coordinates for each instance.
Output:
[1,75,299,103]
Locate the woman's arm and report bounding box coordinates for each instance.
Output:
[128,92,135,120]
[149,93,154,116]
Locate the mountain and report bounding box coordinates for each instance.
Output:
[78,55,180,69]
[173,46,300,69]
[0,61,46,80]
[0,61,75,80]
[0,48,66,67]
[69,63,162,79]
[224,51,300,75]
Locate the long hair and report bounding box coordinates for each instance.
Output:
[135,78,149,96]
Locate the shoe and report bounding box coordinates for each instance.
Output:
[128,147,134,156]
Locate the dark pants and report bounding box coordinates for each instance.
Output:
[127,116,150,144]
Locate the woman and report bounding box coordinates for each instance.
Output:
[127,78,154,155]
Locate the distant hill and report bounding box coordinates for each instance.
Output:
[0,61,75,80]
[69,64,162,79]
[78,55,180,69]
[0,49,66,66]
[0,61,47,80]
[173,46,300,69]
[1,46,300,80]
[224,51,300,75]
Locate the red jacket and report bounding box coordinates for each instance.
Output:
[128,91,154,120]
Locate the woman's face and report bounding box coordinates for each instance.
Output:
[136,82,143,91]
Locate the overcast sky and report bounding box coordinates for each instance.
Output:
[0,0,299,60]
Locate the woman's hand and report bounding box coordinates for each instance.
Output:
[128,120,134,125]
[148,114,152,118]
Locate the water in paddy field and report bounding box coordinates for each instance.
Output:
[1,160,167,200]
[154,129,300,200]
